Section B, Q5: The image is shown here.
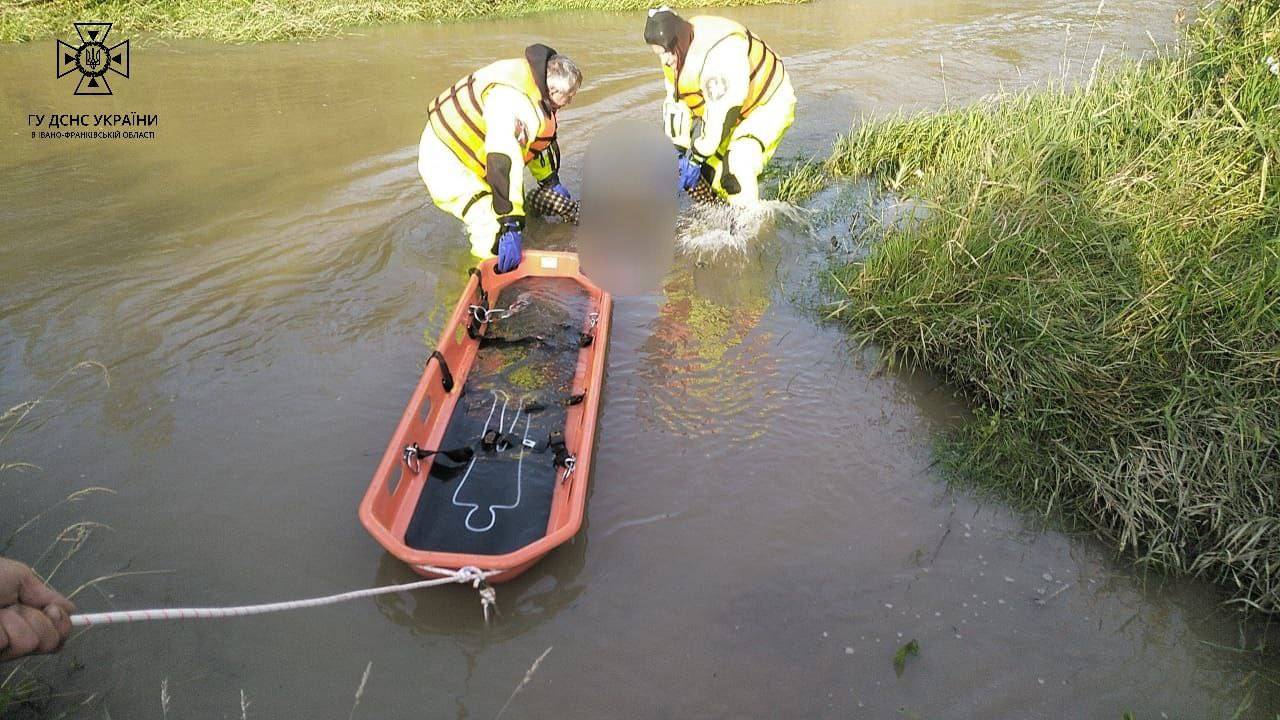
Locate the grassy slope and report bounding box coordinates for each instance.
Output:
[0,0,802,43]
[808,1,1280,610]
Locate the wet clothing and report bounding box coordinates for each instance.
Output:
[418,44,563,257]
[697,77,794,205]
[653,15,794,205]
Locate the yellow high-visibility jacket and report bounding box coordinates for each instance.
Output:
[660,16,785,161]
[428,44,562,218]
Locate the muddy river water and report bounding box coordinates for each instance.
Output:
[3,0,1278,717]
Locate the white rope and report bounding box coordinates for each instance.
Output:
[70,565,499,628]
[453,392,529,533]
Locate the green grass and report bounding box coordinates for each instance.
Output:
[0,0,804,43]
[803,0,1280,611]
[1,363,112,719]
[769,157,828,204]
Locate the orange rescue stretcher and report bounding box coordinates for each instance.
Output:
[360,251,610,583]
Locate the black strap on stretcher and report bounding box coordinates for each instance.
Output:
[427,350,454,392]
[478,329,595,351]
[415,272,591,480]
[402,394,584,481]
[466,267,490,340]
[466,266,597,349]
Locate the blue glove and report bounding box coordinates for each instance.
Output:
[548,182,572,201]
[495,218,523,273]
[677,153,702,191]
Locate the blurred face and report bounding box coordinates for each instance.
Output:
[650,44,677,67]
[548,85,577,110]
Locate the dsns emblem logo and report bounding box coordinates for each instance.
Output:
[56,22,130,95]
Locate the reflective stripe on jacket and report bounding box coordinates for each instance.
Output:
[661,16,783,122]
[428,58,558,177]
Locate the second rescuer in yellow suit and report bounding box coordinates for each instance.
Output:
[644,9,796,205]
[418,45,582,271]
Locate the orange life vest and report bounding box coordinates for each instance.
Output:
[661,16,784,119]
[428,58,557,176]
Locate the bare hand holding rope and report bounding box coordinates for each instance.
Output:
[0,557,75,661]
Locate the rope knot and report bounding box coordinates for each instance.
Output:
[456,565,485,586]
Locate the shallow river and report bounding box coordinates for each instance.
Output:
[3,0,1278,717]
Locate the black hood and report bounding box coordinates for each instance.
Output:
[643,10,694,69]
[524,43,557,107]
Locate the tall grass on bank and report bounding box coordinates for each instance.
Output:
[0,0,803,43]
[820,1,1280,611]
[0,363,112,719]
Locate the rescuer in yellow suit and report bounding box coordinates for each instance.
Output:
[644,8,796,205]
[418,45,582,272]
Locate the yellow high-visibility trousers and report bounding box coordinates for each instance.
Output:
[703,75,796,205]
[418,126,500,259]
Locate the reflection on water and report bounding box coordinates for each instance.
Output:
[372,536,589,640]
[637,246,783,444]
[3,0,1278,717]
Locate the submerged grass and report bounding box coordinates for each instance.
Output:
[0,0,803,43]
[812,1,1280,611]
[0,364,112,719]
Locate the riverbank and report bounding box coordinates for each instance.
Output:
[801,0,1280,611]
[0,0,801,43]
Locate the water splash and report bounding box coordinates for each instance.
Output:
[675,200,808,259]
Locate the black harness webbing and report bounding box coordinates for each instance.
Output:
[466,267,491,340]
[403,399,581,482]
[428,350,454,392]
